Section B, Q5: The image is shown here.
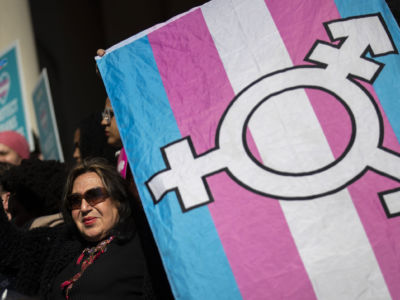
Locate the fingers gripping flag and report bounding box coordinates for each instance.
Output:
[97,0,400,299]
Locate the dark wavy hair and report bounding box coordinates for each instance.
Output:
[0,161,12,194]
[1,158,67,217]
[61,157,136,242]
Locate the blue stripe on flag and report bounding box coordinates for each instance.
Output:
[335,0,400,142]
[97,36,242,300]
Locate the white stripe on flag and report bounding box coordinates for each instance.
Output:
[201,0,390,299]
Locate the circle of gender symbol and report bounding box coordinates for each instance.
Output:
[218,66,379,199]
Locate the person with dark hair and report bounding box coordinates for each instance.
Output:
[61,157,136,241]
[0,158,66,228]
[0,162,14,298]
[72,112,117,165]
[0,162,12,221]
[0,158,152,299]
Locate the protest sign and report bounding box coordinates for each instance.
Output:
[97,0,400,298]
[0,42,32,148]
[32,69,64,161]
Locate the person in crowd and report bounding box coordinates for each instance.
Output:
[72,127,82,164]
[73,112,117,165]
[100,97,128,176]
[0,157,152,299]
[97,49,123,155]
[0,162,12,221]
[0,158,67,229]
[30,131,44,161]
[98,49,174,299]
[0,162,12,297]
[100,97,122,149]
[0,161,34,299]
[0,131,30,165]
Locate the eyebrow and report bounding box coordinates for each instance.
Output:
[71,186,104,194]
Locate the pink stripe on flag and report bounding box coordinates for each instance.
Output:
[148,8,316,299]
[266,0,340,66]
[269,0,400,298]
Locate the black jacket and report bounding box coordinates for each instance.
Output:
[0,204,153,299]
[0,216,80,298]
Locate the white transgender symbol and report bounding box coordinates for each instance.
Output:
[146,13,400,212]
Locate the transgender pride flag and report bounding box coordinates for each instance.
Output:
[97,0,400,299]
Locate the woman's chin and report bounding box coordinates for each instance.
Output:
[80,228,106,242]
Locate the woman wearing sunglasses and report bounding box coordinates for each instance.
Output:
[0,158,152,300]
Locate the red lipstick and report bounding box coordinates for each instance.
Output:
[83,217,96,226]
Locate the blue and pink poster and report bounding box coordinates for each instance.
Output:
[0,42,32,148]
[32,69,64,162]
[97,0,400,299]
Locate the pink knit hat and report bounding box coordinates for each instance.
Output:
[0,130,30,159]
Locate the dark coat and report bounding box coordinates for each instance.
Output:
[0,205,154,300]
[0,215,81,298]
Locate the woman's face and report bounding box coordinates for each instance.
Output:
[71,172,119,242]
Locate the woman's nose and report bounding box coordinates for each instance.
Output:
[80,198,92,211]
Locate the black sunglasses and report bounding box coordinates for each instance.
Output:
[67,187,109,210]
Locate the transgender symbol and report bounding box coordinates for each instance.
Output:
[146,13,400,212]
